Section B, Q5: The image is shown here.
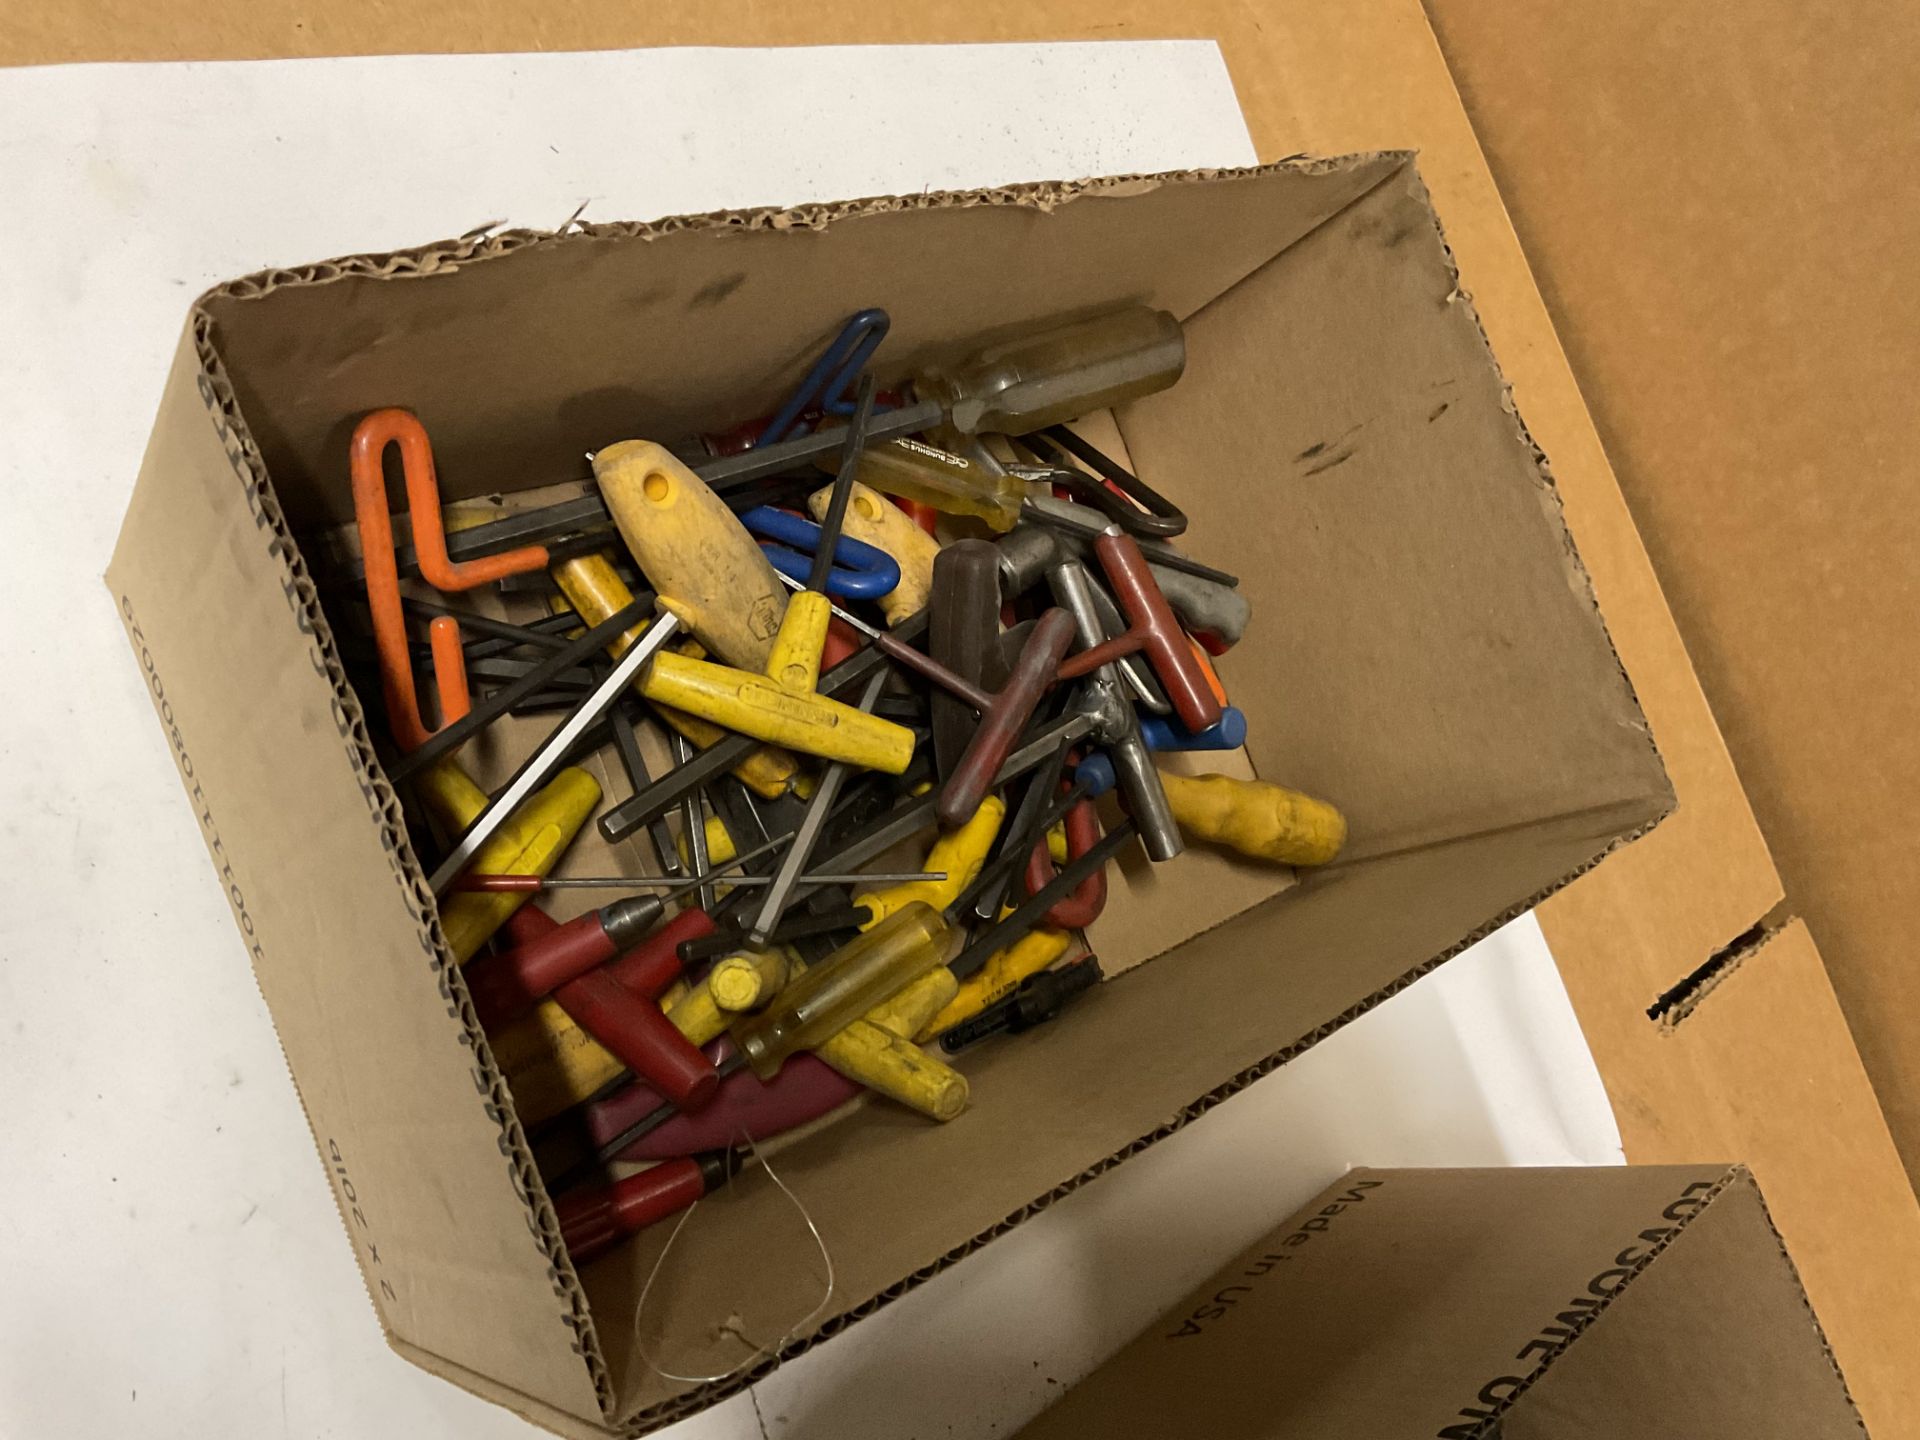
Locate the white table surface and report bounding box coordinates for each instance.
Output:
[0,43,1622,1439]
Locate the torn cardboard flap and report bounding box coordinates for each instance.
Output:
[108,155,1667,1432]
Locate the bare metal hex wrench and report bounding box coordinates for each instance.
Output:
[1048,560,1184,862]
[745,670,889,947]
[429,612,683,893]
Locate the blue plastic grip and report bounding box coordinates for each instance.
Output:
[1139,706,1247,752]
[739,506,902,600]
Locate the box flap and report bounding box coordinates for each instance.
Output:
[1014,1164,1746,1439]
[1504,1172,1863,1439]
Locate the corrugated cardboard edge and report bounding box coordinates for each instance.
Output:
[171,153,1667,1434]
[175,314,612,1414]
[1729,1169,1873,1435]
[199,158,1396,305]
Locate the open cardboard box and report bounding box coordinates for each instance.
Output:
[107,154,1671,1433]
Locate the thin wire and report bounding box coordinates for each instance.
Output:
[629,1134,836,1385]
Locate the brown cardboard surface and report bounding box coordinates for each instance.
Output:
[1553,917,1920,1437]
[1420,0,1920,1178]
[1508,1179,1864,1440]
[1016,1165,1863,1440]
[107,326,603,1419]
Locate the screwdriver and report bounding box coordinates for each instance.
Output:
[830,435,1028,532]
[711,796,1042,1102]
[936,956,1103,1053]
[555,1151,739,1265]
[825,309,1188,530]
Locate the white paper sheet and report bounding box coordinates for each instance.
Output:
[0,43,1620,1439]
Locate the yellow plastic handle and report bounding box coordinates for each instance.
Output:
[550,551,799,799]
[919,925,1073,1041]
[707,949,793,1015]
[867,967,960,1038]
[1160,771,1348,866]
[857,794,1005,927]
[767,590,832,696]
[411,757,601,963]
[808,480,942,626]
[813,952,969,1121]
[815,1018,968,1121]
[594,440,788,670]
[642,650,916,773]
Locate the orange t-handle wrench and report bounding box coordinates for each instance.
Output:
[348,409,548,750]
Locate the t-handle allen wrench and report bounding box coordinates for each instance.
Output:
[1053,525,1223,734]
[775,573,1076,828]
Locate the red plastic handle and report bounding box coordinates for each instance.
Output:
[586,1040,863,1163]
[555,1159,708,1265]
[556,970,718,1111]
[606,908,713,997]
[937,607,1076,828]
[465,908,620,1029]
[1023,793,1109,930]
[1055,531,1222,733]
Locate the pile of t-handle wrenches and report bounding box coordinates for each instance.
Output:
[321,304,1348,1265]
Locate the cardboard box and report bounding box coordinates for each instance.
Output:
[1016,1164,1863,1439]
[106,157,1668,1431]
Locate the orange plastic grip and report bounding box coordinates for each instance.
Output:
[352,408,548,592]
[349,410,472,752]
